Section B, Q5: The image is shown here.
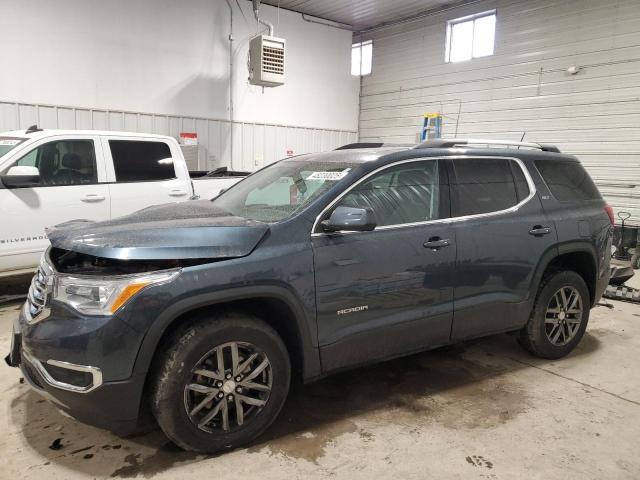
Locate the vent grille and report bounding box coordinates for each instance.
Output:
[263,46,285,74]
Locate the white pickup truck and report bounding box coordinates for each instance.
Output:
[0,127,247,279]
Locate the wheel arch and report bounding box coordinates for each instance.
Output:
[532,242,598,307]
[133,286,321,385]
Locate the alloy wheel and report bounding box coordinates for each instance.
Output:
[544,286,583,346]
[183,341,272,433]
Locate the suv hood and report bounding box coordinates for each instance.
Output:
[47,200,270,261]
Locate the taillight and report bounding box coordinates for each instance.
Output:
[604,204,615,225]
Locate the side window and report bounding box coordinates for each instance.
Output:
[109,140,175,182]
[10,140,97,186]
[452,158,519,216]
[535,160,601,202]
[337,160,442,227]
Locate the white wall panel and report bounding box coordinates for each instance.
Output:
[359,0,640,219]
[0,0,359,133]
[0,101,355,172]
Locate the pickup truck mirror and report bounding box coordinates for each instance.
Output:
[1,165,41,188]
[321,206,376,233]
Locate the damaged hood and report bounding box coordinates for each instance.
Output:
[47,200,270,260]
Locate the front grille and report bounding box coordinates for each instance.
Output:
[26,260,53,322]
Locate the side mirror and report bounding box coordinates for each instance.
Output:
[321,206,376,233]
[1,166,40,188]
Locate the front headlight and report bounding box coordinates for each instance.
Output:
[53,269,180,316]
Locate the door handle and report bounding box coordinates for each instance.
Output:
[80,194,105,202]
[169,189,188,197]
[423,237,451,250]
[529,226,552,236]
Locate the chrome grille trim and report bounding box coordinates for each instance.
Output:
[25,256,54,324]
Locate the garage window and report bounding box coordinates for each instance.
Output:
[351,40,373,76]
[445,10,496,63]
[109,140,175,182]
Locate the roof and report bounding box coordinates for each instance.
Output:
[0,128,175,142]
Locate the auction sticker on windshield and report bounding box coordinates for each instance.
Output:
[306,169,350,181]
[0,139,21,146]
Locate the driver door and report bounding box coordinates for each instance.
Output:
[312,159,456,372]
[0,135,109,275]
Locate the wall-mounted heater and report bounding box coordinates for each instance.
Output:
[249,34,286,87]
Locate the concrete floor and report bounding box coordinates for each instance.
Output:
[1,296,639,479]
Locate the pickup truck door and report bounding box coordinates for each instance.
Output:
[101,136,193,218]
[312,159,455,372]
[0,135,110,275]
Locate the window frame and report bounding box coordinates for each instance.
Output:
[311,156,535,236]
[0,137,102,188]
[351,40,373,76]
[445,10,496,63]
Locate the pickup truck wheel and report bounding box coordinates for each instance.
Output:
[518,270,590,359]
[151,313,290,453]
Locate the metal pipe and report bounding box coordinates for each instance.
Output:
[301,13,353,31]
[252,0,274,36]
[225,0,235,169]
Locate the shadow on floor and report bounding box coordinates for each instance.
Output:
[10,331,601,478]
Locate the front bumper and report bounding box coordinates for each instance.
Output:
[7,302,149,435]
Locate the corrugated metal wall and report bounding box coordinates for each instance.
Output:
[0,100,357,172]
[358,0,640,220]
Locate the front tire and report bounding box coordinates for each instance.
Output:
[151,312,290,453]
[518,270,590,359]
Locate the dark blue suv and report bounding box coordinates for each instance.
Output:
[7,139,613,452]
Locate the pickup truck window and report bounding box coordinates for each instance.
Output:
[109,140,175,182]
[338,160,441,227]
[213,159,359,222]
[9,139,97,186]
[0,137,25,159]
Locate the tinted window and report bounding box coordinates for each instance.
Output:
[109,140,175,182]
[9,140,97,187]
[536,160,601,202]
[452,158,518,216]
[338,161,442,227]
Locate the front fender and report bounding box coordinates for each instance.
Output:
[131,285,321,381]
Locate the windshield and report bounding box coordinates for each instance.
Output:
[212,159,360,222]
[0,137,26,159]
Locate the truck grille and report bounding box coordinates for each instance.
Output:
[26,260,53,322]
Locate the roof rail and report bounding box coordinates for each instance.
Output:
[335,142,384,150]
[415,138,561,153]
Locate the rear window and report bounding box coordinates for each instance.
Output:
[109,140,175,182]
[536,160,601,202]
[452,158,523,216]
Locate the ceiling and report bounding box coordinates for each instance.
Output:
[261,0,464,31]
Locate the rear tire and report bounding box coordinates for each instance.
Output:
[151,312,290,453]
[518,270,590,359]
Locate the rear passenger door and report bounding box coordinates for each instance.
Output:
[448,156,556,340]
[102,137,191,218]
